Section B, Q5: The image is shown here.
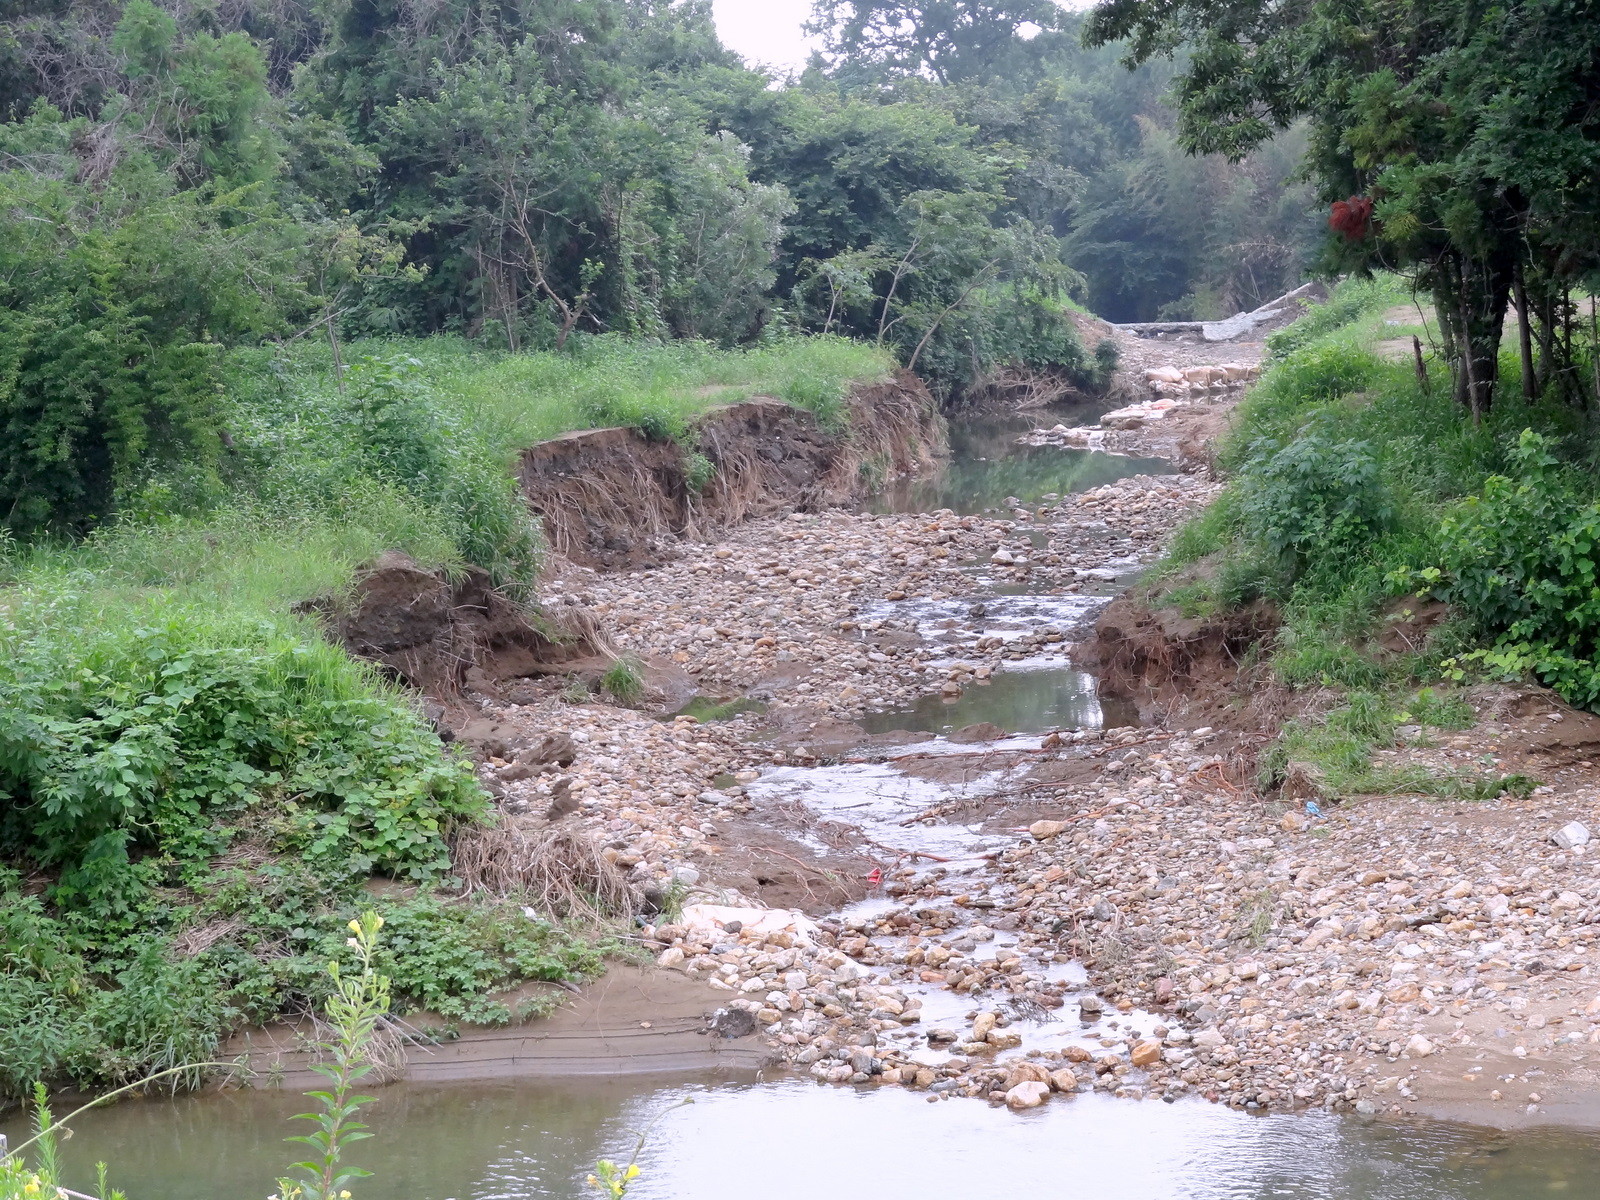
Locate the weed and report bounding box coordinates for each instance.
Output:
[600,655,645,706]
[684,451,716,493]
[276,911,389,1200]
[1232,888,1279,946]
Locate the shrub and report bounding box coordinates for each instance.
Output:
[0,590,487,911]
[1432,431,1600,707]
[1236,427,1394,577]
[371,895,606,1024]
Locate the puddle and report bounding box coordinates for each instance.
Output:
[26,1075,1600,1200]
[860,667,1139,737]
[867,407,1176,516]
[663,695,767,722]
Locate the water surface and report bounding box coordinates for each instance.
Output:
[868,406,1173,516]
[22,1075,1600,1200]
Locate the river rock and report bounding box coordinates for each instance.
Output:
[1130,1040,1163,1067]
[1029,820,1068,840]
[1005,1081,1051,1110]
[1552,821,1591,850]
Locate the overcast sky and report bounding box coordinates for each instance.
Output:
[710,0,821,75]
[709,1,1092,76]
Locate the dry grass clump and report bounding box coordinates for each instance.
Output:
[451,820,637,921]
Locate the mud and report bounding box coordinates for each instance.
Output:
[301,552,610,706]
[1076,586,1281,731]
[517,372,943,570]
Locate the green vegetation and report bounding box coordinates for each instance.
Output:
[0,319,891,1104]
[0,912,395,1200]
[599,656,646,708]
[1091,0,1600,414]
[1155,276,1596,798]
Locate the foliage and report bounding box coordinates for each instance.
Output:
[0,590,486,903]
[373,896,605,1025]
[1430,432,1600,708]
[276,912,389,1200]
[0,1086,127,1200]
[1087,0,1600,414]
[1236,427,1394,577]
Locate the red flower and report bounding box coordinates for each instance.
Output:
[1329,195,1374,241]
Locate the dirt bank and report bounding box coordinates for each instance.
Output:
[301,552,611,708]
[227,965,773,1089]
[518,372,944,570]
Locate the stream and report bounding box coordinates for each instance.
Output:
[17,403,1600,1198]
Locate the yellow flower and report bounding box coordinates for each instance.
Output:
[340,1192,353,1199]
[348,918,362,933]
[371,915,384,929]
[625,1165,641,1180]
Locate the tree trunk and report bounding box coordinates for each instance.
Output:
[1513,260,1536,401]
[1436,248,1515,420]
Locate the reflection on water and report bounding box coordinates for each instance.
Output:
[870,406,1173,516]
[860,666,1138,737]
[19,1075,1600,1200]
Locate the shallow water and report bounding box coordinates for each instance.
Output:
[21,1075,1600,1200]
[859,665,1138,736]
[867,406,1173,516]
[22,402,1600,1196]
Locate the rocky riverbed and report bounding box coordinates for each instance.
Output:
[455,366,1600,1129]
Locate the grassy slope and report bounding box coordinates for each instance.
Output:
[0,334,892,1102]
[1154,274,1590,798]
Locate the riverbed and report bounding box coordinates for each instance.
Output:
[21,399,1600,1197]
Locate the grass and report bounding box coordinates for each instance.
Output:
[599,655,645,706]
[247,333,894,464]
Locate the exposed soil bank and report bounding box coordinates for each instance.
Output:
[301,551,611,706]
[517,372,944,570]
[1077,588,1280,731]
[313,372,944,713]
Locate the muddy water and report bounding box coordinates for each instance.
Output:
[868,404,1172,516]
[22,406,1600,1196]
[21,1075,1600,1200]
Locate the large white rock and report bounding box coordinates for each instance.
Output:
[1005,1081,1051,1109]
[1553,821,1591,850]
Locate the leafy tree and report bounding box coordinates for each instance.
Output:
[808,0,1071,83]
[1086,0,1600,415]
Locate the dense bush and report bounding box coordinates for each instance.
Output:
[1236,427,1394,577]
[0,591,487,910]
[1432,432,1600,707]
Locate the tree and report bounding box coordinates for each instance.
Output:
[1085,0,1600,416]
[808,0,1070,83]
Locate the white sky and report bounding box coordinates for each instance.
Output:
[710,0,1094,76]
[711,0,822,75]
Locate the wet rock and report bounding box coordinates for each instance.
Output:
[949,722,1008,744]
[1005,1081,1050,1110]
[708,1007,757,1039]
